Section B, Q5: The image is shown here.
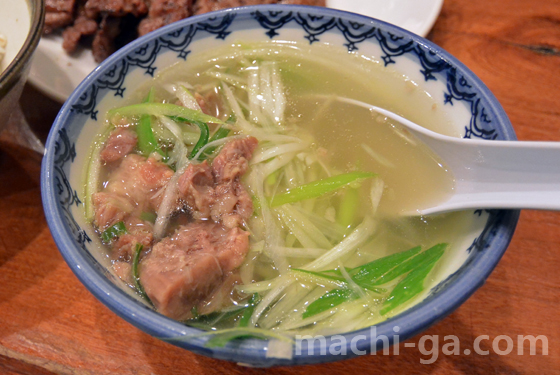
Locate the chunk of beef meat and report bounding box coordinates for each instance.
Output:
[46,0,76,11]
[45,0,76,33]
[177,161,214,220]
[211,180,253,228]
[138,0,192,36]
[111,216,154,260]
[93,153,173,237]
[62,16,99,53]
[112,261,133,285]
[45,12,75,34]
[85,0,149,18]
[93,191,135,230]
[140,222,249,320]
[177,137,258,227]
[194,91,223,117]
[91,14,122,62]
[211,136,258,183]
[100,127,138,163]
[103,154,174,212]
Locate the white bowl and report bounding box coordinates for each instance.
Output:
[0,0,44,132]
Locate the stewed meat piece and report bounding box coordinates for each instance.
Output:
[100,127,138,163]
[211,136,258,183]
[93,152,173,247]
[177,136,258,227]
[177,161,215,220]
[84,0,149,18]
[140,222,250,320]
[102,154,174,212]
[45,0,76,33]
[138,0,193,36]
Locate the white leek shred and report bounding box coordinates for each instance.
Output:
[157,116,187,168]
[251,142,308,165]
[85,125,115,221]
[273,246,327,258]
[275,288,335,331]
[370,177,385,215]
[205,70,247,88]
[152,116,190,239]
[261,152,298,177]
[290,270,347,290]
[176,85,202,111]
[191,134,245,161]
[302,215,378,271]
[221,82,257,134]
[236,275,287,295]
[361,143,396,169]
[338,261,367,299]
[259,283,306,329]
[246,61,286,128]
[246,165,289,274]
[249,275,294,326]
[248,68,265,125]
[153,161,190,240]
[292,206,346,242]
[276,205,332,249]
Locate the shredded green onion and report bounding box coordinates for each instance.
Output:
[189,121,210,159]
[132,244,152,305]
[101,221,127,242]
[301,243,447,318]
[381,243,446,314]
[302,288,357,319]
[337,186,360,230]
[137,88,165,157]
[269,171,377,207]
[237,293,261,328]
[199,126,231,160]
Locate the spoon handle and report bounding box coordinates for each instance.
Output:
[414,136,560,214]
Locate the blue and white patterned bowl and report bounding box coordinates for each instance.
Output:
[41,5,518,366]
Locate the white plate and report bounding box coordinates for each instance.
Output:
[28,0,443,103]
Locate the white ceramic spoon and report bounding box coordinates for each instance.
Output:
[336,97,560,216]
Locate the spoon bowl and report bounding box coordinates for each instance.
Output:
[337,96,560,215]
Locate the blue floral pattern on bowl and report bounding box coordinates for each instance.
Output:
[42,5,519,367]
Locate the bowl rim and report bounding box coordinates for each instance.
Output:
[0,0,45,95]
[41,4,520,366]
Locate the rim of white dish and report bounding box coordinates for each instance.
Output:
[0,0,44,96]
[29,0,444,103]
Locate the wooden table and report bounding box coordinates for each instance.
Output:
[0,0,558,373]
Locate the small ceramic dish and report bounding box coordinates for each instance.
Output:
[0,0,44,132]
[41,5,518,367]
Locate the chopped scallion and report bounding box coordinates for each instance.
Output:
[237,293,261,328]
[137,87,165,157]
[269,171,377,207]
[132,244,152,305]
[101,221,127,243]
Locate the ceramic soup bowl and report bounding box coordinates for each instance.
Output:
[41,5,518,367]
